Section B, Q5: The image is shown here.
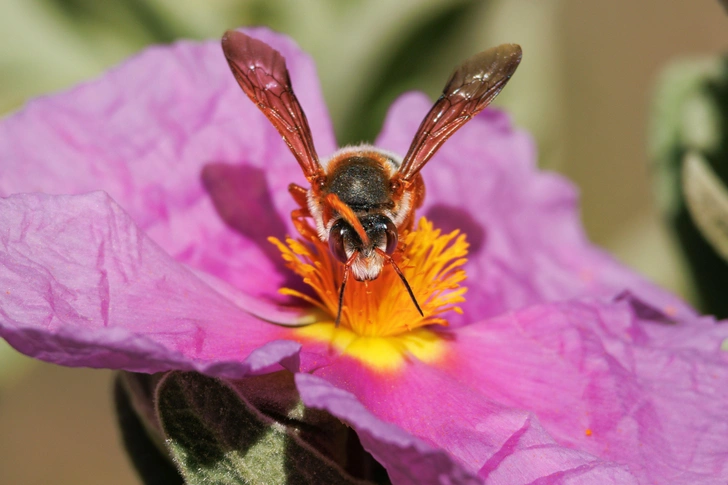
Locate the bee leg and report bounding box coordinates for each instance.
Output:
[291,208,318,242]
[287,183,318,241]
[400,175,425,232]
[288,183,309,209]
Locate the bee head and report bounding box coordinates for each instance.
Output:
[328,215,398,270]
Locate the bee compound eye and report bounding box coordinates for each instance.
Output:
[384,218,398,254]
[328,220,351,264]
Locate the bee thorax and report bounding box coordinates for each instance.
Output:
[327,157,390,209]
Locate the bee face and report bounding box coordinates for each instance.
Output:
[328,213,398,281]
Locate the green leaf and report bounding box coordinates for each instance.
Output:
[682,152,728,262]
[114,375,185,485]
[650,55,728,317]
[156,371,375,485]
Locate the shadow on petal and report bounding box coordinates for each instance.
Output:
[202,162,310,295]
[425,204,486,255]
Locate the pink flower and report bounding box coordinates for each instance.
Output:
[1,28,727,484]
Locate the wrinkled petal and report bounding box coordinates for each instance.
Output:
[376,93,693,323]
[1,26,724,485]
[0,192,302,377]
[296,373,483,485]
[299,346,636,483]
[440,301,728,484]
[0,28,336,303]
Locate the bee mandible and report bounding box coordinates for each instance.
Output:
[222,31,522,325]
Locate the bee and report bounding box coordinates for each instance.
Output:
[222,31,521,325]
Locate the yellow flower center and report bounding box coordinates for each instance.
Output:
[269,217,468,370]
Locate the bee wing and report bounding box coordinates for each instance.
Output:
[222,30,323,181]
[397,44,522,182]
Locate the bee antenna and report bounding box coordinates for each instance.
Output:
[375,249,424,317]
[325,193,370,245]
[335,252,358,327]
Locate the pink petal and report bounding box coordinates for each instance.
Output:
[376,93,693,323]
[2,26,722,485]
[303,348,635,483]
[0,191,300,377]
[441,301,728,484]
[296,373,483,485]
[0,28,336,304]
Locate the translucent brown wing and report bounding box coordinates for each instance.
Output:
[222,30,323,181]
[397,44,522,182]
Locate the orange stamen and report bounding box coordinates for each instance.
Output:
[270,217,468,337]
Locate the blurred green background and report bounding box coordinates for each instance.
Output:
[0,1,725,483]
